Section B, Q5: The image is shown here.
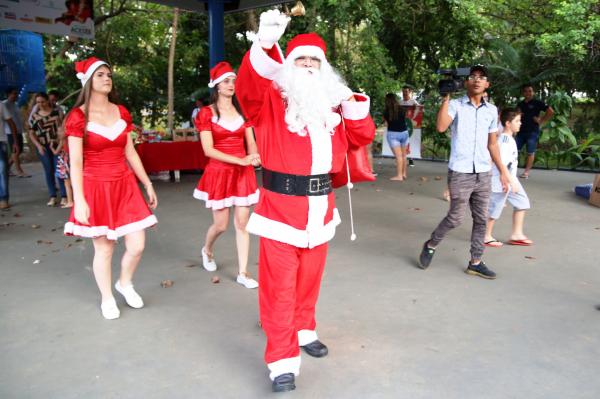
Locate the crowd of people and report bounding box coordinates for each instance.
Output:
[1,8,559,393]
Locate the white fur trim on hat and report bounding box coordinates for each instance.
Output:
[286,45,326,64]
[208,72,236,88]
[77,60,109,87]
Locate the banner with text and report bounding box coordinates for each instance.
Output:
[0,0,94,39]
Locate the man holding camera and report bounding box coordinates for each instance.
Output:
[418,65,510,279]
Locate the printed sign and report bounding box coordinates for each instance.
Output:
[0,0,94,39]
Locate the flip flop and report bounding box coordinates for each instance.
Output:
[484,239,503,247]
[17,174,32,178]
[519,173,529,179]
[508,239,533,246]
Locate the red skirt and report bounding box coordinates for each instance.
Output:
[193,162,259,210]
[64,171,157,240]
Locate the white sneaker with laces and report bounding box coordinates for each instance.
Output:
[115,281,144,308]
[237,273,259,289]
[101,298,120,320]
[201,247,217,271]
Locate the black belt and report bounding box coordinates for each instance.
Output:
[262,169,332,196]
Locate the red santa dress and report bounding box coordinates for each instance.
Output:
[192,106,259,210]
[63,106,157,240]
[236,40,375,379]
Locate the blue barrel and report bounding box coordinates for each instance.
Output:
[0,29,46,106]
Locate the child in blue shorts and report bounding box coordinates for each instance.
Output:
[484,108,533,247]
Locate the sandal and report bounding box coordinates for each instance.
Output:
[508,238,533,246]
[519,172,529,179]
[484,239,503,248]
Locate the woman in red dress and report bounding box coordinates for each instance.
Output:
[63,57,158,320]
[193,62,260,288]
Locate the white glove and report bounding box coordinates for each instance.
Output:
[257,9,290,49]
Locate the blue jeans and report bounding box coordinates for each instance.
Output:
[37,144,66,198]
[0,142,8,201]
[516,130,539,154]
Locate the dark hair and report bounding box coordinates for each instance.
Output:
[384,93,404,121]
[521,83,534,91]
[48,90,60,97]
[209,82,245,122]
[6,87,17,96]
[402,85,413,90]
[68,64,119,135]
[35,92,49,101]
[500,107,521,126]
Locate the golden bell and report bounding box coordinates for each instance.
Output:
[288,1,305,17]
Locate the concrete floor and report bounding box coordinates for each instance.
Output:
[1,159,600,399]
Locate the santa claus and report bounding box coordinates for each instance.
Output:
[235,9,375,392]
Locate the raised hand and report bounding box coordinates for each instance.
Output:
[257,9,290,49]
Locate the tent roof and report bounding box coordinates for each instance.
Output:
[144,0,284,14]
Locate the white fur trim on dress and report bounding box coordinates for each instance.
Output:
[76,60,109,87]
[298,330,319,346]
[247,208,341,249]
[268,356,301,381]
[64,214,157,241]
[286,46,326,65]
[208,72,236,88]
[341,94,371,120]
[193,189,260,210]
[87,119,127,141]
[249,41,283,80]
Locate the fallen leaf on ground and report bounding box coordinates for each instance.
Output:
[211,276,220,284]
[13,213,21,217]
[419,176,429,182]
[525,256,536,260]
[409,192,414,195]
[31,224,41,229]
[64,243,73,249]
[36,240,53,245]
[52,249,60,253]
[185,264,198,268]
[75,238,83,242]
[160,279,174,288]
[434,176,442,180]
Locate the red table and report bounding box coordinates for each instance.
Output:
[136,141,208,180]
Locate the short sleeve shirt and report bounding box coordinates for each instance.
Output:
[2,100,23,135]
[447,95,498,173]
[517,98,549,134]
[491,133,518,192]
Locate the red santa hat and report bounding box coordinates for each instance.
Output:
[75,57,109,87]
[285,33,327,64]
[208,61,236,88]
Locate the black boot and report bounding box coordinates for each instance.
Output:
[301,340,328,358]
[272,373,296,392]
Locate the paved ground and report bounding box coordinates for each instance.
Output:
[1,159,600,399]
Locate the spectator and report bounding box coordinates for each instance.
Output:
[383,93,412,181]
[0,101,12,209]
[516,84,554,179]
[28,89,64,124]
[2,88,29,177]
[190,98,204,126]
[418,65,510,280]
[28,93,66,206]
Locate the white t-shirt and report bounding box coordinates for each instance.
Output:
[191,107,200,125]
[0,103,7,142]
[2,99,23,135]
[399,98,419,106]
[491,133,518,192]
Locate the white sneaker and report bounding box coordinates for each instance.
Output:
[201,247,217,271]
[237,273,259,289]
[101,298,120,320]
[115,281,144,308]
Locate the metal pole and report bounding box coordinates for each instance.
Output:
[207,0,225,67]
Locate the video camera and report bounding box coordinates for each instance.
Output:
[436,67,470,95]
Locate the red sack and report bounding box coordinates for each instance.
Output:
[331,145,376,188]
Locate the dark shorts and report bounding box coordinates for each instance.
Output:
[7,133,24,153]
[515,130,539,154]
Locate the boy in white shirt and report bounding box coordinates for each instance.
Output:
[484,108,532,247]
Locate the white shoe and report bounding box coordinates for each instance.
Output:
[237,273,259,289]
[201,247,217,271]
[115,281,144,308]
[101,298,120,320]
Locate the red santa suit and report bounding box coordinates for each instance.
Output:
[236,33,375,379]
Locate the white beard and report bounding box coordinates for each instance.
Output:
[274,61,351,136]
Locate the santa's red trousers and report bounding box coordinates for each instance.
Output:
[259,237,328,364]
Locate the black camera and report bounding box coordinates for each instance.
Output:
[436,67,470,95]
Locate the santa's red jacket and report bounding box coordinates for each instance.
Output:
[236,42,375,248]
